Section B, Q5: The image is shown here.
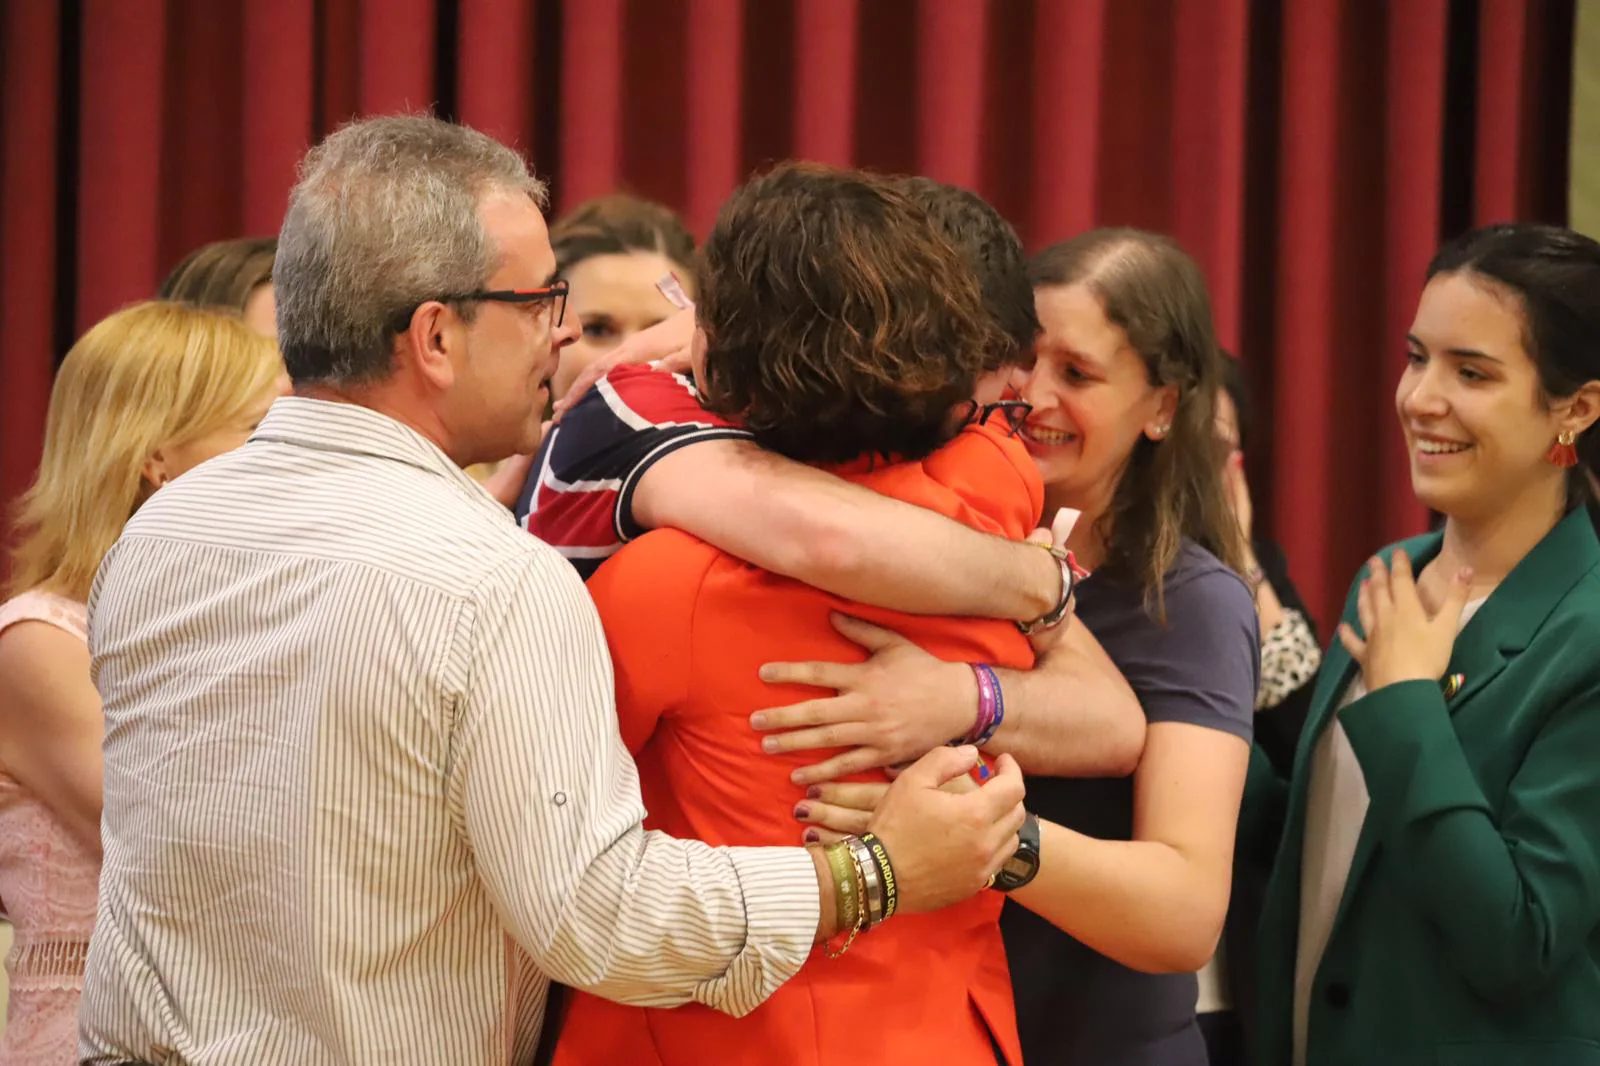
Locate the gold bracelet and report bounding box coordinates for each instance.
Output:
[825,840,867,958]
[823,840,858,934]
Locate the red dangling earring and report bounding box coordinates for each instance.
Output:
[1547,429,1579,468]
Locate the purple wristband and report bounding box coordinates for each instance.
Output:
[965,663,1005,746]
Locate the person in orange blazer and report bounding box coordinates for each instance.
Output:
[550,164,1044,1066]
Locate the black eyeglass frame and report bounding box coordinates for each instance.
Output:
[391,280,570,334]
[958,398,1033,436]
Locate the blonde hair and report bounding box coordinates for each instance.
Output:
[7,301,284,600]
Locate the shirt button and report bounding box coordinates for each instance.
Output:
[1324,982,1351,1008]
[553,791,567,806]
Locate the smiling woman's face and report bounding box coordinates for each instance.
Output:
[1015,283,1174,512]
[552,251,693,397]
[1397,271,1570,521]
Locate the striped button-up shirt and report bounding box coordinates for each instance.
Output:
[79,397,819,1066]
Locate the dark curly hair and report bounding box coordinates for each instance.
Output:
[898,176,1039,371]
[697,163,1005,464]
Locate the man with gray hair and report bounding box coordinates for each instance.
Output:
[77,114,1026,1066]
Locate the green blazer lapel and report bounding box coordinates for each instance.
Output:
[1319,531,1446,941]
[1439,508,1600,715]
[1331,509,1599,940]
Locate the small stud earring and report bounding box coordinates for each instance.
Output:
[1151,424,1170,440]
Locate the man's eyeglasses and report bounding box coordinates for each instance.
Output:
[392,280,569,334]
[959,399,1033,436]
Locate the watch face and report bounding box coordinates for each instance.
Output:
[1002,851,1033,879]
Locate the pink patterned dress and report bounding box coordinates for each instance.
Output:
[0,590,97,1066]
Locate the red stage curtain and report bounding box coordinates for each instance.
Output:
[0,0,1574,627]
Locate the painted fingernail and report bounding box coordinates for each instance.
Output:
[806,786,823,799]
[803,829,820,844]
[793,804,812,820]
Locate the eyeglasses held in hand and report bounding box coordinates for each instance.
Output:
[959,398,1033,436]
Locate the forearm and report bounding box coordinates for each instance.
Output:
[1011,821,1229,974]
[521,823,823,1016]
[646,444,1059,621]
[985,620,1145,777]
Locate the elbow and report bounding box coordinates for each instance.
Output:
[1106,696,1148,778]
[1129,918,1224,976]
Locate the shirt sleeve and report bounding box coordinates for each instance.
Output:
[448,544,818,1016]
[520,366,752,546]
[1125,566,1260,742]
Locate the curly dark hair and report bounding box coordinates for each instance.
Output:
[898,176,1039,371]
[697,163,1005,464]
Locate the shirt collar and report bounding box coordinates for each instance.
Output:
[251,396,508,518]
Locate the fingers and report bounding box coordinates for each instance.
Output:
[757,659,858,692]
[971,751,1027,816]
[793,800,872,838]
[799,828,852,846]
[658,349,694,374]
[1365,555,1392,611]
[1388,549,1417,603]
[790,748,888,787]
[1436,565,1476,622]
[1356,578,1375,642]
[1337,622,1367,663]
[894,744,986,792]
[828,612,905,652]
[749,698,849,732]
[759,723,862,756]
[979,803,1028,884]
[552,357,620,418]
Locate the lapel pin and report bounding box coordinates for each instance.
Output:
[1441,673,1465,700]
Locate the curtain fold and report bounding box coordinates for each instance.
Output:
[0,0,1575,627]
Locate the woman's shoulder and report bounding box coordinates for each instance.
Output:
[1163,540,1254,616]
[0,589,89,643]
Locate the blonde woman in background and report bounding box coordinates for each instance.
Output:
[0,301,286,1066]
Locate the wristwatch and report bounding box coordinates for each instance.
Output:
[992,811,1041,892]
[1017,546,1079,635]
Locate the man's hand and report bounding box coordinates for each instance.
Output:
[552,308,697,420]
[865,746,1026,913]
[752,613,975,785]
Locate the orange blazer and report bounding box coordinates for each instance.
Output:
[552,422,1043,1066]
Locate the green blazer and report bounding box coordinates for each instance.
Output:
[1253,508,1600,1066]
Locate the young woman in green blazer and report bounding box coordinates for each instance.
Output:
[1252,223,1600,1066]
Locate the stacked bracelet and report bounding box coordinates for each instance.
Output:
[821,832,903,959]
[856,832,900,922]
[823,840,866,958]
[954,662,1005,747]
